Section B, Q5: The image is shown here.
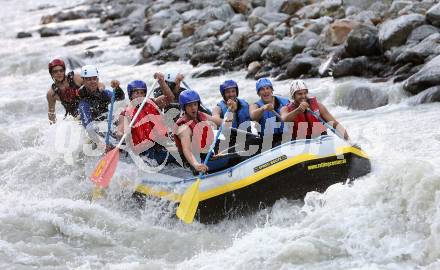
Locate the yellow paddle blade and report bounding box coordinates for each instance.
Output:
[91,186,104,201]
[176,179,201,224]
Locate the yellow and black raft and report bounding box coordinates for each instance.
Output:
[133,135,371,223]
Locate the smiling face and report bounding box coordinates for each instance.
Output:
[224,87,237,101]
[131,89,146,100]
[83,76,99,92]
[258,86,273,103]
[51,66,65,83]
[184,101,199,119]
[293,89,308,104]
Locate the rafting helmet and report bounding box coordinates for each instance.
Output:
[289,80,308,97]
[179,89,200,110]
[164,72,179,90]
[48,58,65,75]
[127,80,147,100]
[80,64,99,78]
[165,72,177,83]
[220,80,239,98]
[256,77,273,94]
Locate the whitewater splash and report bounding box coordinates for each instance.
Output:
[1,0,440,269]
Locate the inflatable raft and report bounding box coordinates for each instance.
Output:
[132,135,371,223]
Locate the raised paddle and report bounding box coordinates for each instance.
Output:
[90,81,159,189]
[176,108,230,224]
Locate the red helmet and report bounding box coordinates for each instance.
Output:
[48,58,65,74]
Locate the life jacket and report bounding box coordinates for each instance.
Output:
[286,96,327,139]
[121,100,168,146]
[78,86,111,122]
[255,95,289,136]
[51,71,80,117]
[174,112,214,158]
[217,98,250,129]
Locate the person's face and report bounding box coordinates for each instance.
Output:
[131,89,146,100]
[224,87,237,101]
[293,89,308,103]
[51,66,65,82]
[83,76,99,92]
[258,86,273,103]
[184,101,199,118]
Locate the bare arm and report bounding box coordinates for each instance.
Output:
[46,88,58,124]
[318,102,349,140]
[211,105,222,125]
[73,73,83,86]
[205,112,222,127]
[177,125,208,173]
[174,73,184,93]
[116,113,125,139]
[280,104,304,122]
[249,103,264,121]
[153,73,175,109]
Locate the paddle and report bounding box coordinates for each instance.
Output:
[90,81,159,189]
[176,108,231,224]
[92,89,116,199]
[105,90,116,146]
[306,108,354,145]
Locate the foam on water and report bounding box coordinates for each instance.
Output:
[1,0,440,269]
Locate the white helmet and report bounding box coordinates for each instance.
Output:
[289,79,308,97]
[165,72,177,83]
[80,64,99,78]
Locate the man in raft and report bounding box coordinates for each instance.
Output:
[249,77,289,147]
[280,79,350,140]
[78,64,125,141]
[46,58,104,124]
[174,89,223,174]
[116,73,177,165]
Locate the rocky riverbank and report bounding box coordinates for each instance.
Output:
[22,0,440,104]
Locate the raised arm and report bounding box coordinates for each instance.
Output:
[110,80,125,101]
[153,72,175,109]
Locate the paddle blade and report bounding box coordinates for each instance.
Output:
[176,179,201,224]
[91,186,104,201]
[90,148,120,188]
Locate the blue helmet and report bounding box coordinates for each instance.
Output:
[179,89,200,110]
[127,80,147,99]
[256,77,273,94]
[220,80,239,98]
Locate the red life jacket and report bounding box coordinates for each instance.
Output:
[121,100,168,146]
[52,71,80,117]
[174,112,214,155]
[286,96,327,140]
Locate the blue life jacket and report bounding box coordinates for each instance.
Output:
[255,95,289,136]
[217,98,250,129]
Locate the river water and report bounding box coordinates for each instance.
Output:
[1,1,440,269]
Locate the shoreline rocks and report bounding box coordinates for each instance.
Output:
[30,0,440,103]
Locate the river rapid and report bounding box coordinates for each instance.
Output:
[1,1,440,269]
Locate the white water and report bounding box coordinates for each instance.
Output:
[1,1,440,269]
